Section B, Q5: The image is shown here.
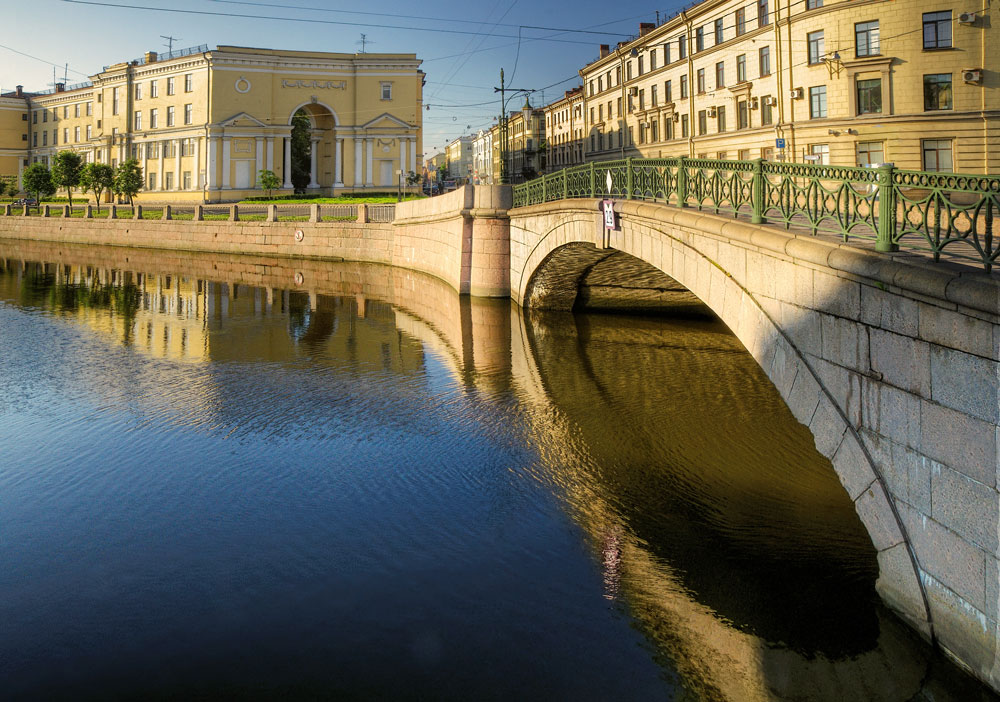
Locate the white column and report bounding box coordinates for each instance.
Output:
[335,138,344,187]
[139,141,148,190]
[255,137,264,183]
[283,137,292,189]
[266,137,274,172]
[354,137,362,187]
[174,138,182,190]
[409,139,417,174]
[207,136,217,190]
[193,138,201,189]
[365,138,373,186]
[400,138,407,175]
[308,137,320,189]
[221,136,231,189]
[158,141,164,191]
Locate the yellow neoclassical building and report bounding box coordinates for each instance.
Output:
[1,45,424,201]
[576,1,996,172]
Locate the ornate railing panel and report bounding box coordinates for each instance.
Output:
[512,158,998,272]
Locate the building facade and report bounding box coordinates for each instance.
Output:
[502,98,546,183]
[1,45,424,201]
[543,87,585,171]
[472,128,494,184]
[577,1,996,171]
[445,135,474,181]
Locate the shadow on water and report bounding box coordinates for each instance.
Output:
[0,242,995,701]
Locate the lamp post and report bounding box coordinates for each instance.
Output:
[396,168,403,202]
[620,47,638,160]
[494,68,534,185]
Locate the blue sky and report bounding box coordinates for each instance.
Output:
[2,0,670,160]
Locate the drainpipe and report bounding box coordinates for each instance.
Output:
[779,0,794,160]
[684,13,695,157]
[982,0,988,173]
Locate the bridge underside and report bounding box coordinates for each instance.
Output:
[525,245,713,317]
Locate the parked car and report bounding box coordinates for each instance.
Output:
[13,197,38,207]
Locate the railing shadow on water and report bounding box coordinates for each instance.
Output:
[514,159,1000,273]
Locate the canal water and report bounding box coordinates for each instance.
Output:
[0,241,993,701]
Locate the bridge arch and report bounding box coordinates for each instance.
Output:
[511,201,932,639]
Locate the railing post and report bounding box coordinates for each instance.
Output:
[193,204,203,221]
[309,203,319,223]
[541,173,547,203]
[625,157,634,199]
[563,168,569,200]
[229,204,239,222]
[751,158,766,224]
[133,204,142,220]
[163,204,172,220]
[676,156,687,207]
[876,163,898,252]
[589,162,596,198]
[267,204,278,222]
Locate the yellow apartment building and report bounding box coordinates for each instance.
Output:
[543,86,586,170]
[578,2,996,171]
[1,44,424,201]
[0,92,29,191]
[446,135,474,181]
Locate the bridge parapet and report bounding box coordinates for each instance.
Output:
[514,158,1000,272]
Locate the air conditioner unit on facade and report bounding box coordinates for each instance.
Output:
[673,113,680,122]
[629,87,639,95]
[707,107,717,117]
[963,69,983,84]
[789,88,803,99]
[750,97,759,109]
[764,96,778,106]
[959,11,977,24]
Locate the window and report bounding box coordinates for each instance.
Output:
[807,0,822,8]
[74,104,80,118]
[74,126,80,142]
[716,61,725,88]
[737,54,747,83]
[150,80,158,98]
[856,21,880,57]
[717,151,727,160]
[598,76,603,93]
[808,31,825,65]
[148,172,157,190]
[86,101,92,116]
[627,61,633,80]
[809,144,829,165]
[664,43,671,65]
[33,133,37,147]
[589,81,594,97]
[135,83,142,100]
[43,110,48,123]
[736,7,746,36]
[924,74,952,110]
[857,78,882,114]
[42,131,47,146]
[134,110,142,130]
[856,141,885,166]
[681,113,689,137]
[651,84,658,106]
[697,68,706,93]
[112,87,119,115]
[698,109,708,135]
[146,143,158,159]
[759,46,771,76]
[680,75,688,98]
[590,106,595,123]
[650,52,657,71]
[665,116,674,140]
[185,74,193,92]
[639,123,646,144]
[164,172,174,190]
[738,100,749,129]
[183,171,192,189]
[63,128,68,143]
[598,104,603,121]
[696,27,705,52]
[381,82,392,99]
[758,0,769,27]
[167,77,175,95]
[678,34,687,60]
[923,11,952,49]
[150,108,158,128]
[665,79,672,102]
[33,112,37,124]
[739,149,750,160]
[638,56,644,76]
[651,120,658,141]
[86,125,91,139]
[184,103,193,124]
[715,18,724,45]
[809,86,827,118]
[717,105,726,132]
[63,106,68,118]
[922,139,953,171]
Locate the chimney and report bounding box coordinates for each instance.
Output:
[15,85,23,97]
[144,51,157,64]
[599,44,610,59]
[55,83,65,93]
[639,22,655,36]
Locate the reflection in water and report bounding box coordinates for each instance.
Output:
[0,243,993,701]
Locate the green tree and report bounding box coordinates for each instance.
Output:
[0,179,7,198]
[52,150,84,208]
[405,170,421,186]
[22,163,55,208]
[79,162,115,213]
[257,169,280,198]
[290,109,312,193]
[113,159,143,204]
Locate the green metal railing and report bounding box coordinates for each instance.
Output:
[512,157,1000,272]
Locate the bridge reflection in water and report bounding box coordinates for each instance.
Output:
[0,240,991,701]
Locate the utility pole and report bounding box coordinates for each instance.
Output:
[493,68,533,185]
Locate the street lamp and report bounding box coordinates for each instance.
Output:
[494,68,534,185]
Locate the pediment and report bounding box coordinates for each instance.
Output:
[216,112,270,128]
[361,112,412,130]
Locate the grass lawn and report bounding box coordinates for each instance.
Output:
[236,195,421,205]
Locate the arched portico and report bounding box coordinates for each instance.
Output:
[285,102,343,191]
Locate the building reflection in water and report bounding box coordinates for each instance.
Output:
[0,242,992,702]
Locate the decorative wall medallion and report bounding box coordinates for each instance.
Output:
[294,272,304,286]
[294,229,304,242]
[235,76,251,93]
